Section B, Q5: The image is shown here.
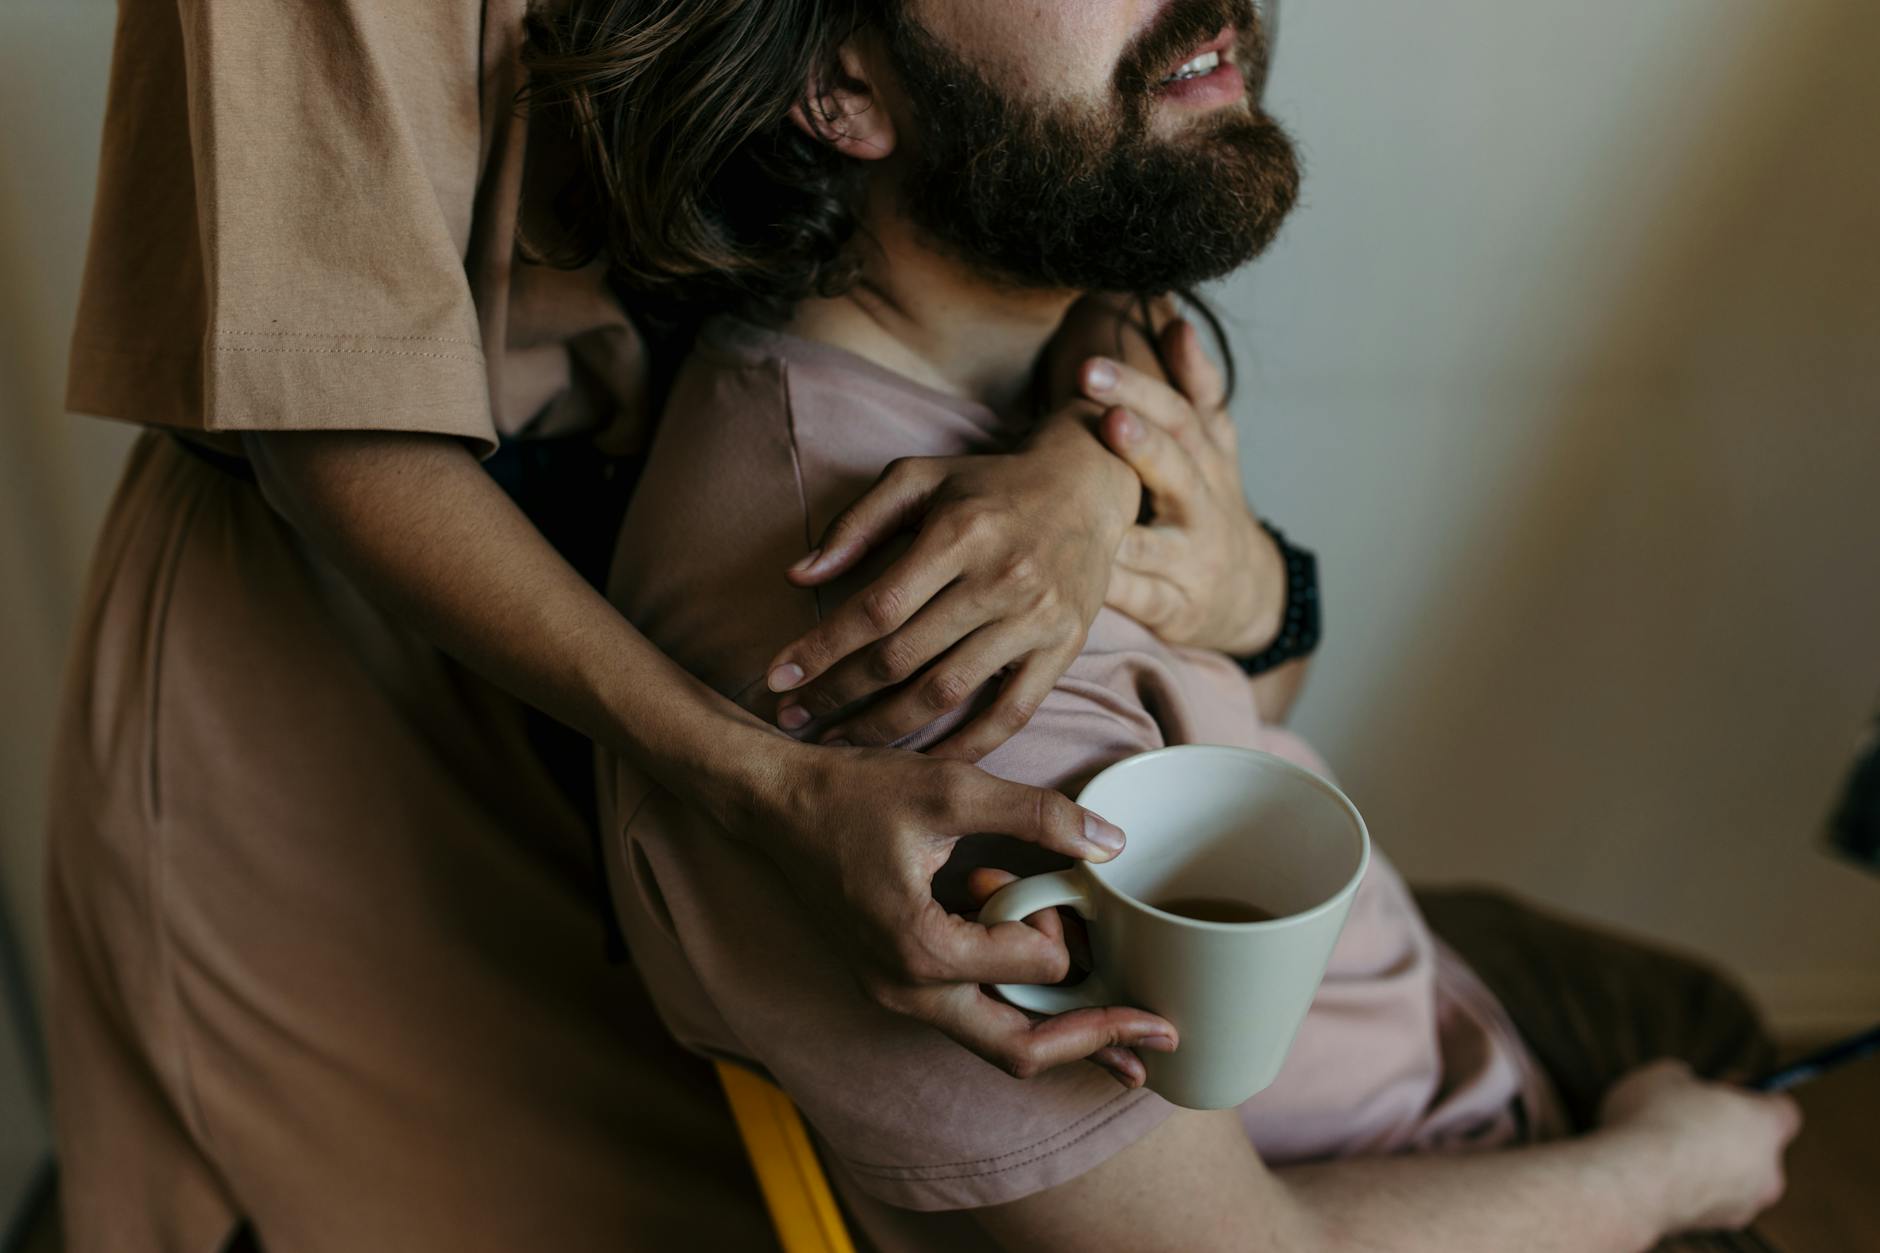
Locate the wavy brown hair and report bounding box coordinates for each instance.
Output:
[523,0,1256,397]
[522,0,876,325]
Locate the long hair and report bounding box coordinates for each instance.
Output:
[524,0,1244,397]
[522,0,874,325]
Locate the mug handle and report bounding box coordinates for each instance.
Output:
[976,870,1115,1015]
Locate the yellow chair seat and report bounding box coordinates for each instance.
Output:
[715,1060,858,1253]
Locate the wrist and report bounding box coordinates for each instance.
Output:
[585,648,790,838]
[1029,403,1141,535]
[668,717,795,839]
[1584,1126,1683,1244]
[1222,521,1288,657]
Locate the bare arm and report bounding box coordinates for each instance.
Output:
[246,430,759,797]
[241,429,1176,1083]
[975,1063,1799,1253]
[979,1108,1657,1253]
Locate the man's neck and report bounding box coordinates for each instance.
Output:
[784,211,1078,417]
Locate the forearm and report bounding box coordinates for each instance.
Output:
[980,1108,1671,1253]
[1280,1133,1665,1253]
[242,429,777,825]
[1249,657,1309,724]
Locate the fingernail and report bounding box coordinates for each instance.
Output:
[767,663,806,692]
[1083,813,1125,859]
[824,737,852,748]
[1085,357,1118,393]
[778,703,810,730]
[789,548,823,574]
[1136,1034,1178,1053]
[1113,410,1140,444]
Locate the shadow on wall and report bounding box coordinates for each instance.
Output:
[1339,0,1880,1016]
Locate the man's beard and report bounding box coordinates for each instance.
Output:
[879,0,1301,294]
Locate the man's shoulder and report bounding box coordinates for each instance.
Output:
[608,329,816,698]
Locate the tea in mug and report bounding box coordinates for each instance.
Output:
[1152,896,1279,924]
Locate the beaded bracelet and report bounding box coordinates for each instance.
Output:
[1234,520,1320,676]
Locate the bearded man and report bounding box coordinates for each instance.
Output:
[527,2,1801,1249]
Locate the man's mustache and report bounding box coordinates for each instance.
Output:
[1117,0,1264,96]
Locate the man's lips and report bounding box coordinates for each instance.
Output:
[1159,26,1236,82]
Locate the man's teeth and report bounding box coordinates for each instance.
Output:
[1163,50,1220,83]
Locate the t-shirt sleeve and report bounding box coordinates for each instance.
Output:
[616,667,1182,1213]
[604,352,1185,1212]
[66,0,498,449]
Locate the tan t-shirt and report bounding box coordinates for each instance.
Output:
[64,0,645,456]
[605,319,1564,1217]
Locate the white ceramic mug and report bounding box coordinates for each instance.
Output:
[978,745,1370,1109]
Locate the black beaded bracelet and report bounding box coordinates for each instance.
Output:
[1233,520,1320,676]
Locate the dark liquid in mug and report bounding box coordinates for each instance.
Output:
[1153,896,1280,924]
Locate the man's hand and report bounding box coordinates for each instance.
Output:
[730,738,1178,1087]
[1077,313,1287,658]
[759,411,1138,762]
[1595,1059,1801,1236]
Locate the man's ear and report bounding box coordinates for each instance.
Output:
[788,40,896,160]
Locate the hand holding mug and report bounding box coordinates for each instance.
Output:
[977,746,1370,1109]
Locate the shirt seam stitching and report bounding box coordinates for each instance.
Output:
[211,328,484,348]
[778,358,822,626]
[209,344,486,363]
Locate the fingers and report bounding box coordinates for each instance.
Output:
[1096,407,1204,523]
[923,986,1177,1082]
[785,592,992,728]
[955,867,1154,1087]
[1764,1091,1803,1142]
[926,653,1063,763]
[1114,524,1186,573]
[965,866,1065,948]
[1160,317,1231,439]
[1082,356,1215,464]
[786,457,941,586]
[951,767,1126,863]
[1105,566,1188,632]
[764,528,962,697]
[966,866,1021,906]
[924,906,1074,986]
[1089,1045,1147,1089]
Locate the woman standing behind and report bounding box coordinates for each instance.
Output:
[48,2,1287,1250]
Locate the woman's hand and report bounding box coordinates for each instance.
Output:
[1077,314,1286,658]
[963,865,1158,1088]
[717,732,1177,1086]
[760,297,1298,766]
[243,429,1171,1087]
[759,408,1139,762]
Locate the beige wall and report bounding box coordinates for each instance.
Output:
[0,0,1874,1144]
[1222,0,1880,1031]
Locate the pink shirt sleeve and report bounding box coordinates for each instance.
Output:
[606,325,1538,1217]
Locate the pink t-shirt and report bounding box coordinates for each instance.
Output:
[604,318,1560,1219]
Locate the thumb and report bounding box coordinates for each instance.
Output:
[957,771,1127,865]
